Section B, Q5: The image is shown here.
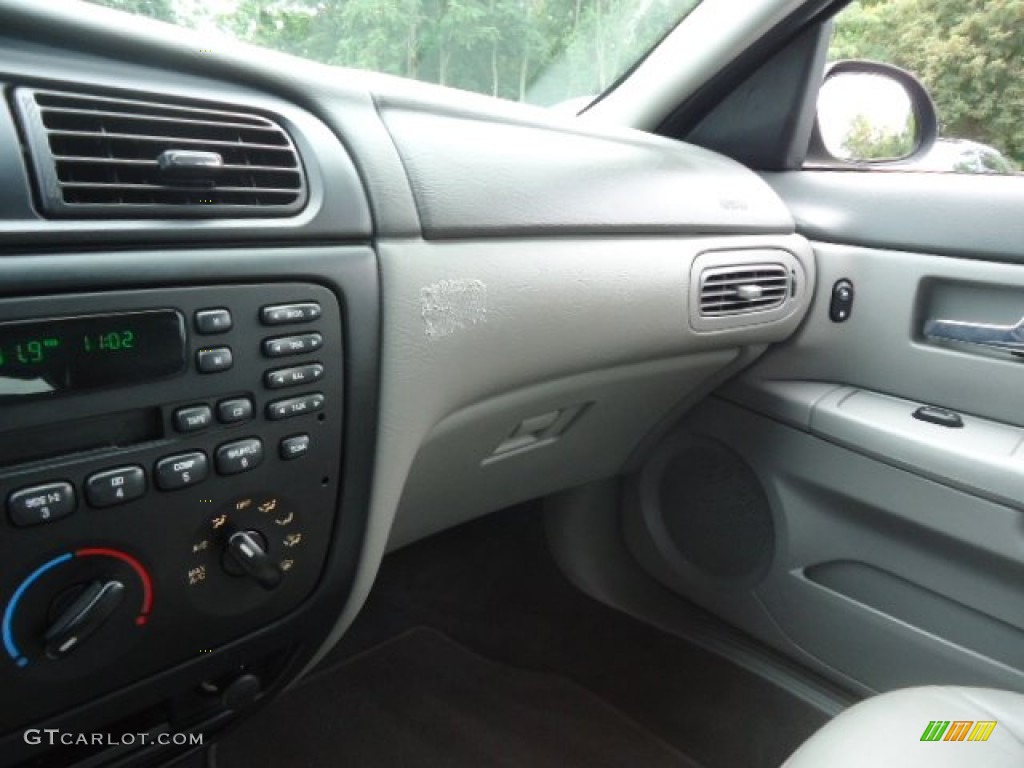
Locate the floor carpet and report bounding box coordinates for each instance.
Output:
[216,505,830,768]
[217,626,699,768]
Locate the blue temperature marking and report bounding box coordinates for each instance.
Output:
[3,553,73,667]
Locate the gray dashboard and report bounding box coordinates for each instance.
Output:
[378,98,794,238]
[0,0,815,759]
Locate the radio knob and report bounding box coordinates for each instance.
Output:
[222,529,282,591]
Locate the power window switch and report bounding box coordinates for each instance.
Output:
[912,405,964,428]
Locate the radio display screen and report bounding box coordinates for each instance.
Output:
[0,310,186,399]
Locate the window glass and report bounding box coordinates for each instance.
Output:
[85,0,702,108]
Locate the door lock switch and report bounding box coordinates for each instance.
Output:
[829,279,854,322]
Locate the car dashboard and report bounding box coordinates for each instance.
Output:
[0,4,816,765]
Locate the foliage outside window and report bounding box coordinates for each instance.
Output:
[831,0,1022,174]
[840,112,914,162]
[86,0,701,107]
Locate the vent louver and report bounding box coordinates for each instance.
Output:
[14,88,307,218]
[698,264,792,317]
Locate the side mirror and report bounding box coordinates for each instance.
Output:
[808,59,938,166]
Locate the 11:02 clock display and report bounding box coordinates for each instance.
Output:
[1,331,135,367]
[0,310,186,399]
[83,330,135,353]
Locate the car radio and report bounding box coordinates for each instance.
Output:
[0,282,344,731]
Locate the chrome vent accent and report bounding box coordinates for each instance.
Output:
[14,88,307,218]
[698,263,792,317]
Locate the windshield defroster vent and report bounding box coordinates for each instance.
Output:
[13,88,307,218]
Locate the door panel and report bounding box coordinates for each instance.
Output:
[764,171,1024,262]
[627,175,1024,695]
[727,241,1024,428]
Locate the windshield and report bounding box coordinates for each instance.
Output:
[84,0,702,107]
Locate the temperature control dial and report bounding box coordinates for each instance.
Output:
[43,579,125,659]
[2,548,152,671]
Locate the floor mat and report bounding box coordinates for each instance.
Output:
[215,626,700,768]
[318,506,830,768]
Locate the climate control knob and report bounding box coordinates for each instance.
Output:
[223,529,282,591]
[43,579,125,659]
[2,548,152,670]
[185,493,301,614]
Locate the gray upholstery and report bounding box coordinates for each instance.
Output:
[784,687,1024,767]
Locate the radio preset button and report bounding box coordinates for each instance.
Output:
[217,397,254,425]
[195,308,233,335]
[7,482,76,527]
[266,393,325,421]
[280,434,310,460]
[174,404,213,433]
[262,333,323,359]
[196,347,233,373]
[265,363,325,390]
[261,302,322,326]
[155,452,209,491]
[216,438,264,475]
[86,466,146,508]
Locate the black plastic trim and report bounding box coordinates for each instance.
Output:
[0,245,380,767]
[684,20,833,171]
[13,87,309,219]
[0,42,372,247]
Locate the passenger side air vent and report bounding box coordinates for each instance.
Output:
[689,249,806,333]
[699,264,791,317]
[13,88,307,218]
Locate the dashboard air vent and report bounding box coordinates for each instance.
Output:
[13,88,307,218]
[698,264,792,317]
